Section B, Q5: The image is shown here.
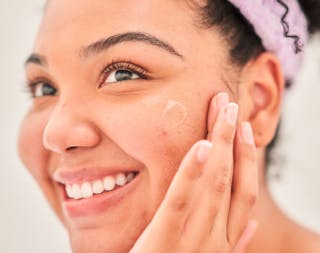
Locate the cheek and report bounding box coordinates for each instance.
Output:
[162,100,188,131]
[18,109,64,219]
[101,95,208,212]
[101,96,206,172]
[18,110,50,180]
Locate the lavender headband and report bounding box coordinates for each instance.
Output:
[226,0,309,81]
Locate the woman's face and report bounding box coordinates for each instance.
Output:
[18,0,237,252]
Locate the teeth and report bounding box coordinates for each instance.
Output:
[115,173,127,186]
[72,184,82,200]
[92,180,104,194]
[81,182,93,198]
[65,172,137,200]
[104,176,116,191]
[66,185,73,198]
[126,172,135,182]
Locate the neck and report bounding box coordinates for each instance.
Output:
[246,149,320,253]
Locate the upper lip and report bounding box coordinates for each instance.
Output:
[53,166,140,185]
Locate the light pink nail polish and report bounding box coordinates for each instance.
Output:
[216,93,229,110]
[225,103,238,125]
[242,122,254,144]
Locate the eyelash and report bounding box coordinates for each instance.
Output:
[25,77,55,98]
[25,60,150,98]
[99,61,149,87]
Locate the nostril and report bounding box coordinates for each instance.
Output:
[66,146,78,151]
[43,112,101,153]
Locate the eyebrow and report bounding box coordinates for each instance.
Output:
[80,32,183,59]
[24,53,47,67]
[24,31,184,67]
[80,31,184,60]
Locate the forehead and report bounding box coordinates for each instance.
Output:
[35,0,199,54]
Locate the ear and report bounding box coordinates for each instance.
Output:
[237,52,285,148]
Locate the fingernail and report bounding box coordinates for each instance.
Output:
[248,219,259,232]
[216,92,229,110]
[232,220,259,253]
[242,122,254,144]
[196,141,212,163]
[225,103,238,125]
[244,219,259,241]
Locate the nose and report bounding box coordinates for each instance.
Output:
[43,100,101,154]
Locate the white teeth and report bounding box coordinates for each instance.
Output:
[65,172,137,200]
[66,185,73,198]
[126,172,135,182]
[115,173,127,186]
[72,184,82,200]
[92,180,104,194]
[81,182,93,198]
[104,176,116,191]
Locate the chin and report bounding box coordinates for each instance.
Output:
[68,224,142,253]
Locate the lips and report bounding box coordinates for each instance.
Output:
[53,167,141,217]
[65,172,137,200]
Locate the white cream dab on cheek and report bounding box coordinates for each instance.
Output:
[161,100,187,128]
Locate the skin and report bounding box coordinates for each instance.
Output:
[18,0,320,252]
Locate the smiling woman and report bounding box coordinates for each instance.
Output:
[16,0,320,253]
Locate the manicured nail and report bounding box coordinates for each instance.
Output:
[248,219,259,232]
[225,103,238,125]
[242,122,254,144]
[243,219,259,242]
[233,220,259,253]
[196,141,212,163]
[216,92,229,110]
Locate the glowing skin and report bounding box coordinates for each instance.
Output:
[19,0,306,253]
[162,100,188,129]
[17,0,320,251]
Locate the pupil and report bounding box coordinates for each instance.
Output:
[115,70,133,81]
[43,83,56,96]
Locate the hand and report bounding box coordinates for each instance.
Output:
[130,93,259,253]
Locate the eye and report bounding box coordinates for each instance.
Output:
[29,81,57,98]
[105,69,140,83]
[100,62,148,87]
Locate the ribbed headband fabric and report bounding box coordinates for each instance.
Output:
[226,0,309,81]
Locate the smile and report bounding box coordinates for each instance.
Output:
[65,172,136,200]
[55,168,141,218]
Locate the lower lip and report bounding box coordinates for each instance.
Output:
[61,173,141,218]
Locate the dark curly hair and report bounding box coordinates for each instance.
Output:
[197,0,320,166]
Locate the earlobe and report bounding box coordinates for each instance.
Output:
[239,52,285,148]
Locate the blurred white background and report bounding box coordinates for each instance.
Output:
[0,1,319,252]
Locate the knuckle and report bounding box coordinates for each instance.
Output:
[169,198,189,212]
[243,191,258,206]
[218,128,235,145]
[214,175,231,194]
